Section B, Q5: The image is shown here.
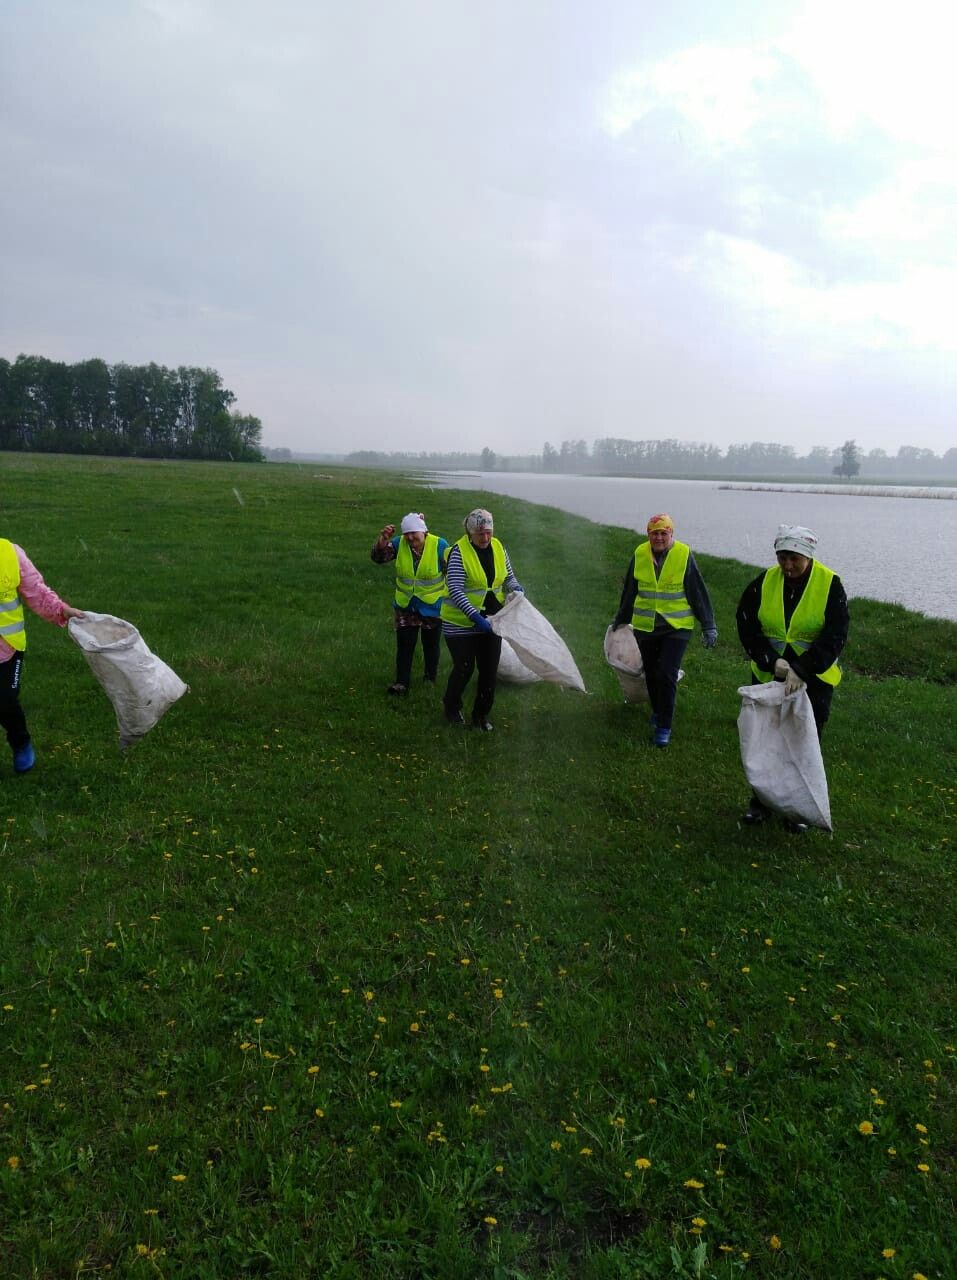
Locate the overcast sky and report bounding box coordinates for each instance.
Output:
[3,0,956,456]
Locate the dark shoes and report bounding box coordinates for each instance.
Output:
[742,805,769,825]
[472,719,494,732]
[445,710,466,726]
[784,819,809,835]
[387,683,408,696]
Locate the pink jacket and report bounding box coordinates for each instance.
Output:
[1,544,71,663]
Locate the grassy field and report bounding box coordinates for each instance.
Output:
[0,452,954,1279]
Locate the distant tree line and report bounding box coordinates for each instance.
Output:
[347,436,957,480]
[0,354,263,461]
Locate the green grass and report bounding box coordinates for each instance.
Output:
[1,452,954,1279]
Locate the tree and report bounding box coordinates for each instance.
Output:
[480,446,497,471]
[833,440,861,479]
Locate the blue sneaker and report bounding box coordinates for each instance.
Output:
[653,727,671,748]
[13,741,35,774]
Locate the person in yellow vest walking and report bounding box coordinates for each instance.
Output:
[612,513,717,747]
[0,538,86,774]
[440,508,523,731]
[736,524,849,832]
[371,513,450,696]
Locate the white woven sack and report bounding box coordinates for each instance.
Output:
[737,682,832,830]
[603,624,642,674]
[489,594,586,693]
[68,612,188,749]
[603,625,683,703]
[497,638,541,685]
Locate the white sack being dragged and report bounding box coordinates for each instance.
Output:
[490,594,586,693]
[497,638,542,684]
[737,681,832,830]
[68,612,188,749]
[602,625,683,704]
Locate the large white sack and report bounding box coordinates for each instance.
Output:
[490,594,586,693]
[602,625,683,703]
[603,623,642,674]
[737,682,832,830]
[497,638,542,685]
[68,612,188,749]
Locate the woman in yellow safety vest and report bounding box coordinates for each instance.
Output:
[371,512,450,696]
[0,537,86,774]
[736,524,849,831]
[611,513,718,747]
[440,507,524,731]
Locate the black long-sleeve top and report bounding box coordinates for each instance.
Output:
[736,565,849,681]
[614,546,716,632]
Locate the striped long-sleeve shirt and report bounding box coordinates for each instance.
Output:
[442,542,523,637]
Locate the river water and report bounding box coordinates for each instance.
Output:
[428,473,957,622]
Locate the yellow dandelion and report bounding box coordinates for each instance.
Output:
[479,1064,490,1073]
[881,1248,896,1259]
[495,1164,504,1174]
[915,1122,928,1134]
[692,1216,707,1228]
[683,1178,704,1189]
[769,1235,782,1250]
[389,1100,402,1109]
[7,1155,20,1169]
[307,1065,319,1075]
[579,1147,593,1157]
[550,1141,562,1151]
[916,1163,930,1173]
[409,1023,420,1033]
[858,1121,875,1135]
[314,1108,325,1118]
[171,1174,187,1183]
[484,1216,497,1226]
[635,1157,651,1169]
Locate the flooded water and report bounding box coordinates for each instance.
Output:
[428,473,957,622]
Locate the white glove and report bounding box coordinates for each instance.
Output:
[773,658,790,680]
[784,667,806,696]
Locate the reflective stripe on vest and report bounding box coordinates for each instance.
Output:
[752,561,842,687]
[394,533,445,608]
[440,536,506,627]
[631,539,693,632]
[0,539,26,651]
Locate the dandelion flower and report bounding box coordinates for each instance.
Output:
[7,1155,20,1169]
[389,1100,403,1109]
[171,1174,187,1183]
[692,1216,707,1227]
[858,1121,875,1135]
[314,1108,325,1118]
[307,1065,319,1075]
[769,1235,782,1250]
[683,1178,705,1189]
[916,1163,930,1173]
[579,1147,593,1157]
[483,1216,497,1226]
[635,1157,651,1169]
[881,1248,896,1259]
[915,1123,928,1134]
[550,1141,562,1151]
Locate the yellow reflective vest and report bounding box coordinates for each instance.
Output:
[0,539,26,651]
[752,561,842,686]
[394,534,445,609]
[631,540,693,632]
[440,536,506,628]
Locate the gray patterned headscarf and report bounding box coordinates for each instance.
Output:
[464,508,494,534]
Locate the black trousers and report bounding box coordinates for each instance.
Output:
[635,628,691,730]
[0,653,29,749]
[395,625,441,686]
[443,632,502,722]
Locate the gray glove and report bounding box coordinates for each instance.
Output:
[774,658,790,681]
[702,628,718,649]
[784,667,806,696]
